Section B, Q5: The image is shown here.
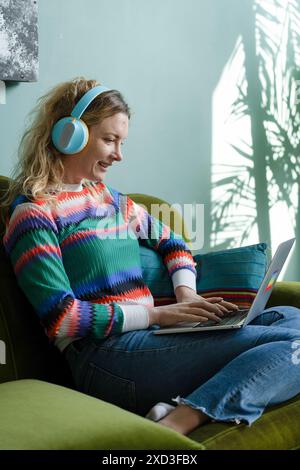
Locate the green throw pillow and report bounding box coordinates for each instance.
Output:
[140,243,268,308]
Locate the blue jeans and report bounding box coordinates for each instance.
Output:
[64,306,300,425]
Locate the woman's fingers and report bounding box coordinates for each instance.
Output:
[185,307,222,323]
[204,297,224,303]
[156,300,238,328]
[188,301,224,316]
[217,304,230,313]
[220,300,239,313]
[177,315,211,324]
[221,300,239,309]
[205,297,240,313]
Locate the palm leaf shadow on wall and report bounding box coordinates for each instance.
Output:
[0,0,38,81]
[211,0,300,274]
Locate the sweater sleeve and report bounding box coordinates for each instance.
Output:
[3,202,130,342]
[126,196,197,292]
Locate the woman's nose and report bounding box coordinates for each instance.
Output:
[113,144,123,161]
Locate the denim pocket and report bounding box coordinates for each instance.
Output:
[83,362,137,413]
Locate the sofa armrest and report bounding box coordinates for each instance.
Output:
[267,281,300,309]
[0,379,204,450]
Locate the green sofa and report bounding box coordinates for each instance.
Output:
[0,175,300,450]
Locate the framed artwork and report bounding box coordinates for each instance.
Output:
[0,0,38,81]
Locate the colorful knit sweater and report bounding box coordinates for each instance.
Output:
[3,180,197,351]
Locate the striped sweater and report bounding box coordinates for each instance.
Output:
[3,180,197,351]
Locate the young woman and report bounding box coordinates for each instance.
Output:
[2,77,300,436]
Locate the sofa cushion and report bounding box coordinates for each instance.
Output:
[0,379,203,450]
[140,243,268,308]
[187,394,300,450]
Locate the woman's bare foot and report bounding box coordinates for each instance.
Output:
[157,404,210,435]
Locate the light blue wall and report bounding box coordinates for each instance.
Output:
[5,0,298,281]
[0,0,248,247]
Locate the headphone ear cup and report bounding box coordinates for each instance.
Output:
[51,117,89,154]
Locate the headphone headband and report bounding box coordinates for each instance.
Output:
[71,85,112,119]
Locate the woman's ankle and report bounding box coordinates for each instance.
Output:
[157,404,209,435]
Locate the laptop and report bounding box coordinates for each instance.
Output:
[153,237,295,335]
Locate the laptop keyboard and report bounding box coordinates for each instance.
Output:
[194,310,249,328]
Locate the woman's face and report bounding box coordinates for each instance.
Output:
[61,112,129,184]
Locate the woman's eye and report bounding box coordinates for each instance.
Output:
[104,139,125,145]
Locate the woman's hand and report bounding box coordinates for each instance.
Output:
[174,286,239,315]
[147,295,238,328]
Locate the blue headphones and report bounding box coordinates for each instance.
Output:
[51,85,112,155]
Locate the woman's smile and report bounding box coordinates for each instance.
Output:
[97,161,112,171]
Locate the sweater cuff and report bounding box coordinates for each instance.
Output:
[171,268,197,292]
[120,304,150,332]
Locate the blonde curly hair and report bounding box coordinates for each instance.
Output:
[0,77,131,225]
